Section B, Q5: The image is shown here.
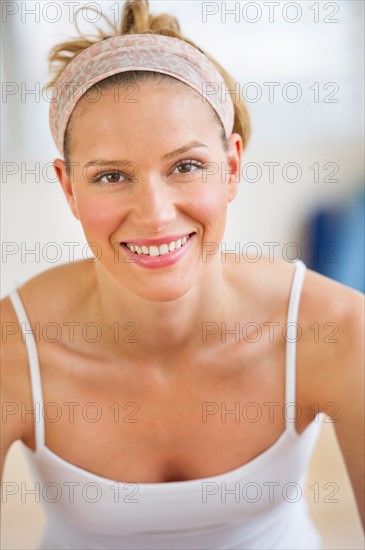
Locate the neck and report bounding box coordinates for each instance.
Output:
[89,258,231,365]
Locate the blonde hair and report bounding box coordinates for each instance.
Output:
[46,0,251,160]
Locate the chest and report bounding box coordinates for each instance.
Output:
[23,335,311,484]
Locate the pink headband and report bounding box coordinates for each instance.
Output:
[49,34,235,156]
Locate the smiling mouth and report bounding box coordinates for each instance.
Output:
[121,233,195,257]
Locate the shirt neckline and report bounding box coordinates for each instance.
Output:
[21,424,310,493]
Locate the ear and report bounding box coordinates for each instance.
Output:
[225,133,242,203]
[53,159,80,220]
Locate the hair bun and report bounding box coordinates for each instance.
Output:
[121,0,180,35]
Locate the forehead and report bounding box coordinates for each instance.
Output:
[67,82,219,153]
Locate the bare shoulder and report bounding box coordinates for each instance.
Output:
[267,258,364,452]
[296,262,364,412]
[299,263,364,375]
[14,259,94,318]
[1,288,35,472]
[0,260,92,466]
[299,267,364,525]
[1,259,93,396]
[1,292,31,447]
[250,252,364,353]
[226,251,364,408]
[301,261,364,324]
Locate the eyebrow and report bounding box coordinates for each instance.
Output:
[83,141,209,169]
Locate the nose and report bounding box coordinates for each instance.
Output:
[131,174,176,233]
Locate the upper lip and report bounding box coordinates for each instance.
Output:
[121,232,195,247]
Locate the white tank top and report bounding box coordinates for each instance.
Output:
[8,259,325,549]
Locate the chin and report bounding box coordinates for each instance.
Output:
[128,278,194,303]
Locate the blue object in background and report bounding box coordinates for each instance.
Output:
[305,187,364,293]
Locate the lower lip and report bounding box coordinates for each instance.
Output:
[120,233,196,270]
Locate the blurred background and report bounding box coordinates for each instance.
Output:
[1,1,364,548]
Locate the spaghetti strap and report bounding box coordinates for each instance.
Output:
[285,259,307,434]
[8,287,45,450]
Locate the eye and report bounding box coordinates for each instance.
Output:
[172,160,205,177]
[93,172,127,186]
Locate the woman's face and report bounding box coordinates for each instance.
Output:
[54,82,242,301]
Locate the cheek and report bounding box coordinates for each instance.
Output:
[76,193,124,239]
[185,179,227,229]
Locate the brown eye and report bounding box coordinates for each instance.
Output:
[178,163,193,173]
[174,161,204,176]
[93,172,126,186]
[104,173,122,183]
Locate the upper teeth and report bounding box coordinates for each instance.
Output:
[125,235,191,256]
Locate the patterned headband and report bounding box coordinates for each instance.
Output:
[49,33,235,156]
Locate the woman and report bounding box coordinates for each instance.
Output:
[1,1,363,548]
